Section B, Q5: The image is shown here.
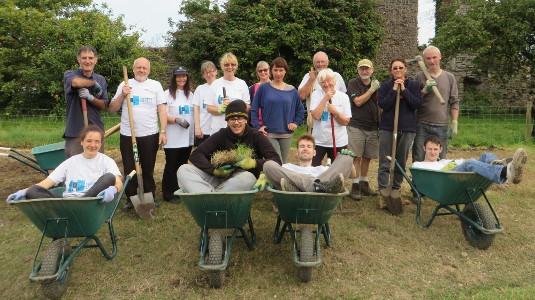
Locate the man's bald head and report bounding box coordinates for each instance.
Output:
[133,57,151,82]
[422,46,442,72]
[313,51,329,71]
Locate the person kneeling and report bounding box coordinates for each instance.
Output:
[263,134,352,193]
[6,125,123,202]
[412,135,527,184]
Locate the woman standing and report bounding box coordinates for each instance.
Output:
[193,61,218,146]
[251,57,304,163]
[162,67,194,203]
[249,61,270,127]
[377,59,422,210]
[208,52,250,134]
[310,68,352,166]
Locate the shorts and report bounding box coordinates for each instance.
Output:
[347,126,378,159]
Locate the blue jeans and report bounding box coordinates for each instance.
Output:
[453,153,505,184]
[412,123,448,162]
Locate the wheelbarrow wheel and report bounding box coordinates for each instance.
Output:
[298,227,314,283]
[40,239,71,299]
[461,202,497,250]
[207,231,224,288]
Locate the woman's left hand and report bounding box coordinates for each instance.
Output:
[258,126,268,136]
[327,103,338,115]
[287,123,297,131]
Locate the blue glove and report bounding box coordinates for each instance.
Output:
[78,88,95,101]
[6,189,26,202]
[93,81,103,98]
[98,186,117,202]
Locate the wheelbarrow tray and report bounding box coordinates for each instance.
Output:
[410,167,493,206]
[176,189,257,229]
[268,188,346,225]
[31,141,66,171]
[9,187,117,238]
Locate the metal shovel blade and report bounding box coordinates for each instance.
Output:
[385,188,402,215]
[131,193,155,220]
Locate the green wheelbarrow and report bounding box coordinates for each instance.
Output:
[7,171,134,299]
[398,162,503,250]
[268,187,348,282]
[174,189,257,288]
[0,142,66,175]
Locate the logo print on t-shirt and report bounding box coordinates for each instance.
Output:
[321,111,330,122]
[67,180,86,193]
[131,95,140,106]
[178,105,191,115]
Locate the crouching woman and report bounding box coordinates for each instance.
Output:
[6,125,122,202]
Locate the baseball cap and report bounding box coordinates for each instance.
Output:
[173,66,188,75]
[357,59,373,68]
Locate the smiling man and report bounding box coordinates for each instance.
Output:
[178,100,281,193]
[63,46,109,157]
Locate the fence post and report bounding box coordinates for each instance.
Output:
[526,101,533,142]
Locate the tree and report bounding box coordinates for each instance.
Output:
[169,0,383,86]
[433,0,535,76]
[0,0,157,114]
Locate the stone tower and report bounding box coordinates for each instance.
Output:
[375,0,419,69]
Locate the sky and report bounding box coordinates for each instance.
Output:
[96,0,436,47]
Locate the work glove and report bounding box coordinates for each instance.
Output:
[234,157,256,170]
[450,119,458,136]
[340,149,356,157]
[213,165,234,178]
[78,88,94,101]
[97,186,117,203]
[369,79,380,93]
[425,79,437,93]
[218,103,228,114]
[253,173,268,191]
[174,116,190,129]
[92,81,104,98]
[6,189,26,202]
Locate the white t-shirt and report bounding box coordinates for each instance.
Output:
[164,89,194,148]
[48,153,121,197]
[112,78,166,137]
[310,90,352,147]
[283,163,328,178]
[298,71,347,99]
[192,83,216,135]
[412,159,465,171]
[210,77,250,134]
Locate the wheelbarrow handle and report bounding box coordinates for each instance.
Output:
[0,146,11,151]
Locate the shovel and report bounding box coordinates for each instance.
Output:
[81,98,89,127]
[104,123,121,138]
[122,66,155,219]
[383,85,403,215]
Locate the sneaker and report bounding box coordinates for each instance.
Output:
[378,189,388,209]
[359,181,377,196]
[491,157,513,165]
[350,182,361,200]
[313,174,345,194]
[280,178,300,192]
[506,148,528,184]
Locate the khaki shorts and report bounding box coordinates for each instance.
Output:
[347,126,378,159]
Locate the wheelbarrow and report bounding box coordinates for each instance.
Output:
[0,142,66,175]
[7,171,134,299]
[268,187,348,282]
[397,162,503,250]
[174,189,257,288]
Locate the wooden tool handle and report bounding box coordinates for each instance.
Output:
[81,98,88,127]
[416,59,446,104]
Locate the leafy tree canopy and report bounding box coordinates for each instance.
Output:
[433,0,535,76]
[0,0,158,114]
[169,0,383,86]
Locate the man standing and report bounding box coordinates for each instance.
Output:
[177,100,281,193]
[109,57,167,211]
[63,46,108,157]
[298,51,346,132]
[346,59,380,200]
[412,45,460,162]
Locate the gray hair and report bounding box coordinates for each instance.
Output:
[201,60,217,74]
[317,68,335,84]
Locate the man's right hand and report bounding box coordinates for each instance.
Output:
[78,88,94,101]
[425,79,437,92]
[213,165,234,178]
[218,103,228,114]
[308,67,317,81]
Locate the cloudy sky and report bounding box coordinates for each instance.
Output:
[96,0,436,47]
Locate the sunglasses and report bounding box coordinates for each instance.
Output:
[392,66,405,70]
[224,63,237,67]
[228,116,247,122]
[257,69,269,73]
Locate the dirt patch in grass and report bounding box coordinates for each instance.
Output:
[1,147,534,299]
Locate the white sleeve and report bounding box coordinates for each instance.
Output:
[104,156,122,177]
[240,80,250,104]
[156,82,166,105]
[47,158,70,184]
[341,94,352,117]
[309,90,323,110]
[335,72,347,93]
[112,81,125,101]
[192,87,201,107]
[298,74,309,90]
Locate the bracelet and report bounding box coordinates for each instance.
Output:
[160,130,166,134]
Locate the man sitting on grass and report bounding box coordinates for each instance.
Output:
[263,134,353,193]
[412,135,527,184]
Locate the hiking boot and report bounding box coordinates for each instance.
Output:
[280,178,300,192]
[350,182,361,200]
[386,189,403,215]
[358,181,377,196]
[507,148,528,184]
[313,174,345,194]
[378,189,388,209]
[491,157,513,166]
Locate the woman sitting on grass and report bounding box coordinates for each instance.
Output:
[6,125,122,202]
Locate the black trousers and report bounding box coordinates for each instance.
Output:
[120,133,159,200]
[312,145,347,167]
[26,173,115,198]
[162,146,192,200]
